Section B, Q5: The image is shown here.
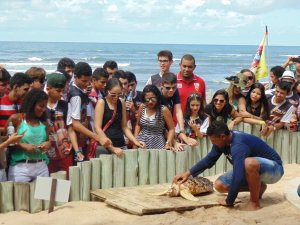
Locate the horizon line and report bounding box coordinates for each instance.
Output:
[0,40,299,47]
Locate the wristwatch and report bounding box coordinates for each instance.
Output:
[165,141,169,145]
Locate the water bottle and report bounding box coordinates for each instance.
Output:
[289,63,296,72]
[126,90,133,111]
[7,121,15,146]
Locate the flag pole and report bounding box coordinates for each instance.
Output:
[265,25,271,87]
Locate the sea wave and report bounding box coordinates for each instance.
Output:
[80,56,104,61]
[209,54,253,58]
[28,57,43,61]
[8,69,56,74]
[1,62,57,66]
[88,62,130,67]
[280,54,299,57]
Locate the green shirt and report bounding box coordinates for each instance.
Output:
[10,119,49,166]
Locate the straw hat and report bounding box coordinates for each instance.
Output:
[225,73,249,90]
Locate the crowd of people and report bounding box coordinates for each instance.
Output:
[0,50,299,186]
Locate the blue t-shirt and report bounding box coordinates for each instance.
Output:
[190,130,282,205]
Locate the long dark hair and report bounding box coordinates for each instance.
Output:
[21,89,48,122]
[206,89,232,122]
[245,83,270,120]
[185,93,206,121]
[142,85,162,110]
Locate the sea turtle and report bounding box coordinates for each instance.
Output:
[153,177,214,201]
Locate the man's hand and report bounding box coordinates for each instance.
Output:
[126,100,135,112]
[173,171,191,184]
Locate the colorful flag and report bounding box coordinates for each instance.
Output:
[250,27,268,80]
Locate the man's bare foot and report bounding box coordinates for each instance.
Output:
[243,201,260,211]
[259,183,267,199]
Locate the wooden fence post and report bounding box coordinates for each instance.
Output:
[138,149,149,185]
[100,155,113,189]
[0,181,14,213]
[14,182,30,212]
[124,150,138,187]
[148,149,159,185]
[69,166,81,201]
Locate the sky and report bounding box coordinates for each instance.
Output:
[0,0,299,46]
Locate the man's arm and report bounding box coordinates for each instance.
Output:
[190,146,222,177]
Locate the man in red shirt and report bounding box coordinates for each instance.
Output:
[0,73,32,132]
[177,54,206,113]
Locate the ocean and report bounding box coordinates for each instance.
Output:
[1,41,299,93]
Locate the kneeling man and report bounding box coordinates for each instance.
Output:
[174,121,283,210]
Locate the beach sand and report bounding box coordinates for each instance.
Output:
[1,164,300,225]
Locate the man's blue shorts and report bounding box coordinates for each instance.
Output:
[217,157,284,187]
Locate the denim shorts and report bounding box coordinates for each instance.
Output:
[218,157,284,187]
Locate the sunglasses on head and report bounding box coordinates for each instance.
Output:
[189,93,202,98]
[213,98,225,104]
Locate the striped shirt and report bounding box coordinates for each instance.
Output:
[137,106,166,149]
[0,95,20,128]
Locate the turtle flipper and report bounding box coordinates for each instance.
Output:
[180,189,199,201]
[150,189,169,196]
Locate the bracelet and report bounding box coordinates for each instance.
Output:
[74,150,82,157]
[259,121,266,125]
[179,130,185,134]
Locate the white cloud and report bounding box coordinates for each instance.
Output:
[175,0,205,15]
[0,16,7,23]
[221,0,231,5]
[107,4,118,12]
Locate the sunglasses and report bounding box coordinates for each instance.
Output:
[158,59,169,63]
[108,91,122,98]
[213,98,225,104]
[145,97,157,103]
[247,76,253,80]
[163,86,177,91]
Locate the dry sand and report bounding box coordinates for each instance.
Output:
[1,164,300,225]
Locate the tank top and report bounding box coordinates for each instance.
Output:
[102,98,125,147]
[10,119,49,166]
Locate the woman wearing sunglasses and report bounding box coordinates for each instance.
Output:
[134,85,175,150]
[204,89,241,130]
[241,69,256,96]
[94,78,145,157]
